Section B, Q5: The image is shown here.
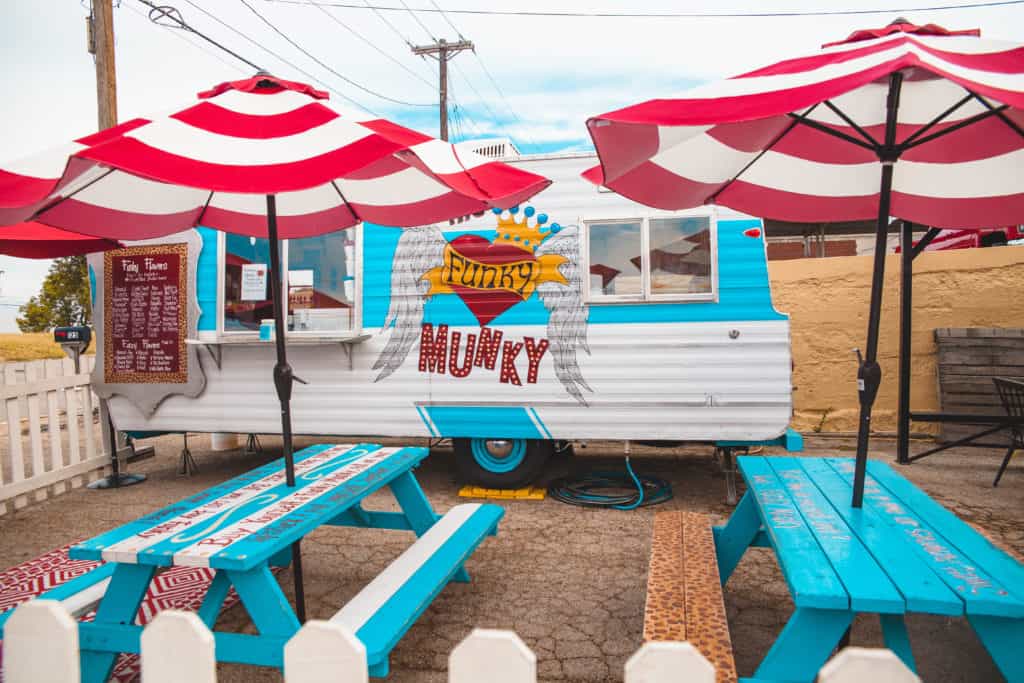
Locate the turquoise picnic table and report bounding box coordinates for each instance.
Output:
[23,442,502,682]
[714,456,1024,683]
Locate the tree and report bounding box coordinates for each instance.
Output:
[16,256,92,332]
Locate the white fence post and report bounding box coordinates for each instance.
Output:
[624,642,715,683]
[3,600,80,683]
[449,629,535,683]
[284,620,367,683]
[141,610,216,683]
[818,647,921,683]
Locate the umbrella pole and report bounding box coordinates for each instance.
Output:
[852,71,904,508]
[897,220,914,465]
[265,194,306,622]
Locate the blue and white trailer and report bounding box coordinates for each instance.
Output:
[99,150,799,490]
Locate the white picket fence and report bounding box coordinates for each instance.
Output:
[0,357,109,515]
[3,601,921,683]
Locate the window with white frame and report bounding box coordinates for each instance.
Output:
[220,230,357,335]
[584,214,716,302]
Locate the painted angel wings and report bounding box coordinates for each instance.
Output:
[535,225,592,405]
[372,220,592,405]
[372,225,447,382]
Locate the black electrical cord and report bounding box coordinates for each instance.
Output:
[547,457,673,509]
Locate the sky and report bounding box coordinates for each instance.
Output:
[1,0,1022,330]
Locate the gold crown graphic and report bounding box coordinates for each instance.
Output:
[492,206,561,253]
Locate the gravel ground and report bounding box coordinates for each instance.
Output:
[0,434,1020,682]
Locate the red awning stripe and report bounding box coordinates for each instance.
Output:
[202,204,359,239]
[39,199,206,240]
[76,135,407,194]
[170,101,340,139]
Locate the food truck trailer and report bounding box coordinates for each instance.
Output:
[89,147,800,492]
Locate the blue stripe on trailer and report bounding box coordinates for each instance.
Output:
[717,428,803,452]
[420,405,546,439]
[737,457,847,610]
[195,226,219,332]
[798,458,963,616]
[766,458,904,613]
[415,405,439,437]
[206,447,430,571]
[69,444,352,562]
[528,408,553,439]
[827,459,1024,618]
[132,445,382,565]
[332,503,504,674]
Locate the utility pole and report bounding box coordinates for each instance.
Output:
[87,0,118,130]
[412,39,473,141]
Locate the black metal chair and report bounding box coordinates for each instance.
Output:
[992,377,1023,486]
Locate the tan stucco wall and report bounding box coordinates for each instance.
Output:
[768,247,1024,434]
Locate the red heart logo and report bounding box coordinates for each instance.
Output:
[446,234,535,327]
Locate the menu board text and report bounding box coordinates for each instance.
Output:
[104,244,188,384]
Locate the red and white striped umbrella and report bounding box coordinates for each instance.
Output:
[0,73,550,619]
[583,21,1024,229]
[0,74,550,239]
[584,21,1024,510]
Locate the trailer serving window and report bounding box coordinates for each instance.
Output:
[219,229,358,335]
[583,213,716,303]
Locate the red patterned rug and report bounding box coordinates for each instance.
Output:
[0,544,278,682]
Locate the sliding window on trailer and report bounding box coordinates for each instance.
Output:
[215,226,361,335]
[581,211,718,304]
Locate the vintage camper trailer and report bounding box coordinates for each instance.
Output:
[93,148,798,489]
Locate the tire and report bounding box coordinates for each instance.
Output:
[453,438,553,489]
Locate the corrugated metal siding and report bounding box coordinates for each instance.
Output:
[109,153,792,441]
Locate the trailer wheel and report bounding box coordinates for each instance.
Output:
[453,438,552,489]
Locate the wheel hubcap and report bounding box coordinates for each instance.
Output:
[470,438,527,474]
[484,440,514,458]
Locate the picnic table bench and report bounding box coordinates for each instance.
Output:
[2,443,503,681]
[714,456,1024,683]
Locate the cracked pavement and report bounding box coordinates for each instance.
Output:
[0,435,1020,681]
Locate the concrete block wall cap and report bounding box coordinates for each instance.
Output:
[936,328,1024,338]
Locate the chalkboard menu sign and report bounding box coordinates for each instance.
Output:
[104,243,188,384]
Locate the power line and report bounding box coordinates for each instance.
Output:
[472,51,535,147]
[124,2,250,76]
[134,0,262,71]
[161,0,381,114]
[427,0,464,39]
[451,62,501,125]
[362,0,415,46]
[398,0,437,40]
[236,0,435,107]
[446,75,482,138]
[262,0,1024,18]
[306,1,436,92]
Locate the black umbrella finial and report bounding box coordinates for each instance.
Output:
[254,71,280,89]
